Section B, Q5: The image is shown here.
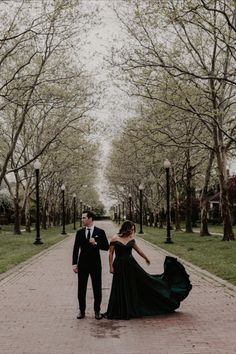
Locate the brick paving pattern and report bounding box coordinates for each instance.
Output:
[0,220,236,354]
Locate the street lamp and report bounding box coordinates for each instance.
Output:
[128,193,132,221]
[73,193,76,230]
[164,159,173,243]
[138,183,144,234]
[61,184,67,235]
[80,199,83,227]
[33,159,43,245]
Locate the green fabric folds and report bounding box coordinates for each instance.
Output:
[106,240,192,320]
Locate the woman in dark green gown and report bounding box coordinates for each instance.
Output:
[104,221,192,320]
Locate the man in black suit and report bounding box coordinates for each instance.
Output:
[72,210,109,320]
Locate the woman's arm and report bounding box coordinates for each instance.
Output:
[133,242,150,265]
[109,244,115,273]
[109,235,118,273]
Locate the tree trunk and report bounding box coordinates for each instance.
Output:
[25,193,31,233]
[210,67,235,240]
[42,200,47,230]
[214,127,234,240]
[200,198,211,236]
[185,165,194,233]
[47,201,53,228]
[219,173,234,240]
[200,150,214,236]
[13,174,21,235]
[172,166,182,231]
[159,208,164,229]
[154,212,158,227]
[174,199,181,231]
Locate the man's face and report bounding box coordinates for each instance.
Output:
[82,213,92,227]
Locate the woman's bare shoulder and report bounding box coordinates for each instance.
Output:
[110,234,119,242]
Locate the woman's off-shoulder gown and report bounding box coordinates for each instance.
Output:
[105,240,192,319]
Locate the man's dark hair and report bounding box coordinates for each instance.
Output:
[83,210,95,220]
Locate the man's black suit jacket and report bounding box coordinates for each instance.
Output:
[72,226,109,268]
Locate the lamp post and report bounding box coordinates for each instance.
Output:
[61,184,67,235]
[73,193,76,230]
[164,159,173,243]
[128,193,132,221]
[33,159,43,245]
[138,183,144,234]
[80,199,83,227]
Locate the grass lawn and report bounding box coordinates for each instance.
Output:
[192,223,236,235]
[0,224,76,274]
[138,225,236,286]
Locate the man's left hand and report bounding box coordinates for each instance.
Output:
[89,237,97,246]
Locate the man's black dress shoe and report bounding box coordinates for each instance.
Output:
[95,312,103,320]
[77,312,85,319]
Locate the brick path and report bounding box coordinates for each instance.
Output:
[1,220,236,354]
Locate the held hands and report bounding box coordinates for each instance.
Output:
[109,267,114,274]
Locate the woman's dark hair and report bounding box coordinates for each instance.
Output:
[118,220,135,237]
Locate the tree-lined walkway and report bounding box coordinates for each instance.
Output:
[1,220,236,354]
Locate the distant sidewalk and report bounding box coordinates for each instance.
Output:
[182,227,223,236]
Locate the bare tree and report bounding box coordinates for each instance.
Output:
[110,0,236,240]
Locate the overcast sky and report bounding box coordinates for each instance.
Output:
[81,1,131,210]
